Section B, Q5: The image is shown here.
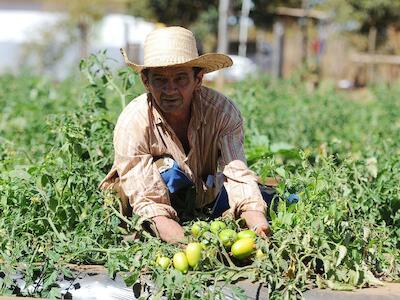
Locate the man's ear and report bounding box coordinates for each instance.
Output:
[140,71,150,90]
[195,69,205,89]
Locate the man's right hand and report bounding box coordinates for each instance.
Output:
[152,216,185,244]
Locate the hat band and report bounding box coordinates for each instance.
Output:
[144,55,199,66]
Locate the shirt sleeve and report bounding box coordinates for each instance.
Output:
[111,106,178,222]
[218,113,267,218]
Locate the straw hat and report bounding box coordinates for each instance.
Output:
[120,26,233,74]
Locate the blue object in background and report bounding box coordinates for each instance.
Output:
[160,161,193,193]
[288,193,300,204]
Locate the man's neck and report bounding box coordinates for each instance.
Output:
[164,108,191,154]
[164,105,191,128]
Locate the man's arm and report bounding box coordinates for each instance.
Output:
[115,149,185,243]
[218,113,270,237]
[111,102,181,243]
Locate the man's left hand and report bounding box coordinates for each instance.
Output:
[241,211,271,238]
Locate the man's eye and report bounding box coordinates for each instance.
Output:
[153,78,167,86]
[176,75,189,84]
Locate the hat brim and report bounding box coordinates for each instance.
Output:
[120,48,232,74]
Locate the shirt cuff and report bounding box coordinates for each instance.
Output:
[236,198,267,218]
[134,202,179,222]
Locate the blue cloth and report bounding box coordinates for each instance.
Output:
[159,161,193,193]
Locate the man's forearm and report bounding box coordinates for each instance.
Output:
[241,210,271,237]
[152,216,185,244]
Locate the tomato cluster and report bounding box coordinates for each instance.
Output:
[156,219,265,273]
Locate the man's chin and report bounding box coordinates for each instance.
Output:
[161,101,183,112]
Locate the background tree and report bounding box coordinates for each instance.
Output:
[54,0,108,58]
[321,0,400,51]
[128,0,218,28]
[128,0,219,51]
[248,0,303,29]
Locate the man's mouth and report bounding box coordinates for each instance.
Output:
[162,97,181,102]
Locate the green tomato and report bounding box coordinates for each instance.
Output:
[191,221,209,237]
[201,231,219,246]
[231,237,255,260]
[218,229,238,248]
[237,229,257,240]
[185,242,202,267]
[210,220,226,234]
[173,252,189,273]
[156,256,171,270]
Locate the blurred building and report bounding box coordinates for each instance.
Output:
[0,0,156,78]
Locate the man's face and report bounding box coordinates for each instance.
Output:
[141,67,203,116]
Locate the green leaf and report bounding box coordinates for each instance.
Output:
[336,245,347,267]
[124,271,139,286]
[9,170,31,180]
[326,280,354,291]
[275,167,286,178]
[365,157,378,178]
[364,270,384,286]
[46,287,61,299]
[230,287,247,300]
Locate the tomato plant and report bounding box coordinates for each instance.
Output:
[0,53,399,299]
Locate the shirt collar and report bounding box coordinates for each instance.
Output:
[148,94,163,125]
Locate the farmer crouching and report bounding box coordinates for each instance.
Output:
[99,26,274,243]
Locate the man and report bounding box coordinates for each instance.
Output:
[100,26,271,243]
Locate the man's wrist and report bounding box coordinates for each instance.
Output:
[241,210,268,230]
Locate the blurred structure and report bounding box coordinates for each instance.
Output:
[273,6,330,83]
[204,54,258,82]
[0,0,156,78]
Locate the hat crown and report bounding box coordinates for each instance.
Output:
[143,26,199,67]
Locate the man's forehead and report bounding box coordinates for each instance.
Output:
[148,67,194,76]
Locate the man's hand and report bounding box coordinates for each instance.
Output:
[241,211,271,238]
[152,216,185,244]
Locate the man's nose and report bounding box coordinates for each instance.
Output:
[163,78,178,93]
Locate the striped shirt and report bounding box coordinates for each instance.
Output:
[99,86,266,221]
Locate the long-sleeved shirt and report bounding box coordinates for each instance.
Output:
[99,86,266,221]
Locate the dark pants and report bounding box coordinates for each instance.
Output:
[208,184,276,219]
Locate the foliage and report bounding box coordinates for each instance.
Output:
[128,0,219,28]
[0,54,399,299]
[248,0,302,29]
[321,0,400,33]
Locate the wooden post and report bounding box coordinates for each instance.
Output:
[272,20,284,78]
[217,0,230,89]
[368,26,377,82]
[300,0,309,66]
[238,0,252,57]
[78,19,89,59]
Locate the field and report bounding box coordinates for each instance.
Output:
[0,53,399,299]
